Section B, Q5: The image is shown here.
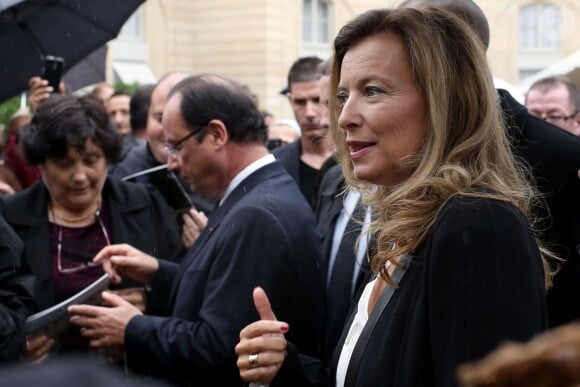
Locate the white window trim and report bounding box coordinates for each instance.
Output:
[302,0,331,45]
[519,2,561,50]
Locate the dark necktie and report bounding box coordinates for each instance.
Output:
[324,199,365,361]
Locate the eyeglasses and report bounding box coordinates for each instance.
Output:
[164,125,207,159]
[535,112,578,125]
[57,210,110,274]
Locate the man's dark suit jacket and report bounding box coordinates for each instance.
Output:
[273,196,547,387]
[315,164,368,362]
[123,161,325,386]
[499,89,580,327]
[273,139,321,207]
[315,165,345,271]
[0,214,35,361]
[109,142,157,179]
[0,178,184,310]
[272,140,302,186]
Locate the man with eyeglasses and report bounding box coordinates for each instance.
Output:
[69,74,324,387]
[111,72,215,248]
[525,76,580,136]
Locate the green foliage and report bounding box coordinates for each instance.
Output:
[0,82,140,127]
[0,97,22,127]
[114,82,141,93]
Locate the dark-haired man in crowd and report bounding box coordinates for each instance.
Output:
[106,91,132,138]
[128,84,155,145]
[274,56,334,209]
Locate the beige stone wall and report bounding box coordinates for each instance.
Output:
[483,0,580,85]
[138,0,406,120]
[116,0,580,118]
[143,0,303,120]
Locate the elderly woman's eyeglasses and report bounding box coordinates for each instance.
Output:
[164,125,207,159]
[57,210,110,274]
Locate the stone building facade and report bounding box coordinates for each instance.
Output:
[109,0,580,119]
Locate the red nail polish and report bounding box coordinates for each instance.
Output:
[280,323,289,333]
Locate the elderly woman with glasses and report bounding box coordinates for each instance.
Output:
[0,94,183,360]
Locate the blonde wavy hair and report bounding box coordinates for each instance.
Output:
[330,7,555,288]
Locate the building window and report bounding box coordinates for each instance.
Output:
[120,8,142,38]
[519,3,561,49]
[303,0,329,44]
[519,69,541,81]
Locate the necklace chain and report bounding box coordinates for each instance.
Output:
[49,197,102,223]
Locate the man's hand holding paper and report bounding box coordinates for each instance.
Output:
[68,291,142,348]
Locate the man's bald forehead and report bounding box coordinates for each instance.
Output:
[400,0,490,51]
[153,72,190,99]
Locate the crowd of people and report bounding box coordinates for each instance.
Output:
[0,1,579,387]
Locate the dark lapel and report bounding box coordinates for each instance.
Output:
[167,162,287,306]
[336,254,411,387]
[316,165,347,275]
[272,140,302,184]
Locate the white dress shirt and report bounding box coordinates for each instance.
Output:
[219,153,276,206]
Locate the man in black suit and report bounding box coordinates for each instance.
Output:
[314,61,371,361]
[69,74,325,386]
[402,0,580,327]
[316,163,372,362]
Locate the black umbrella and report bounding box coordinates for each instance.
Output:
[62,44,107,92]
[0,0,145,102]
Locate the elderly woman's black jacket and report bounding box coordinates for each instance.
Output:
[0,214,35,361]
[0,177,184,310]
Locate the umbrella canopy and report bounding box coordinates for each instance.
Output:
[0,0,25,10]
[62,45,106,92]
[0,0,144,102]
